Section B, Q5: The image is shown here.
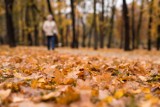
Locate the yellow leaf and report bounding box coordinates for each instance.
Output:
[145,94,152,100]
[53,70,64,84]
[31,80,38,88]
[91,89,99,97]
[142,87,150,93]
[114,89,124,99]
[0,89,11,101]
[38,78,46,83]
[63,78,75,85]
[150,97,159,104]
[103,96,113,103]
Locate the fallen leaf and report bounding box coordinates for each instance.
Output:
[114,89,124,99]
[0,89,11,101]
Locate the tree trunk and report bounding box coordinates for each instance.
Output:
[80,2,87,47]
[93,0,98,50]
[71,0,78,48]
[120,25,124,49]
[65,25,69,46]
[0,36,4,45]
[137,0,144,48]
[34,25,39,46]
[25,0,40,46]
[58,0,64,47]
[123,0,130,51]
[107,1,116,48]
[131,0,136,49]
[147,0,154,51]
[5,0,16,47]
[157,26,160,50]
[100,0,105,48]
[81,17,86,47]
[157,1,160,50]
[25,4,33,46]
[47,0,54,15]
[87,20,94,48]
[120,13,124,49]
[32,3,39,46]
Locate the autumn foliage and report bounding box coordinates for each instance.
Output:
[0,46,160,107]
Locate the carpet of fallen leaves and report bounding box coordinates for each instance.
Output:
[0,46,160,107]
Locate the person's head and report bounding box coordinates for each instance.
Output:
[47,14,53,21]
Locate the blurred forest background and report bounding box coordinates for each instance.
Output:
[0,0,160,51]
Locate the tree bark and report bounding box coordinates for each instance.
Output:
[71,0,78,48]
[137,0,144,48]
[120,13,124,49]
[5,0,16,47]
[32,3,39,46]
[65,25,69,46]
[107,0,116,48]
[131,0,136,49]
[100,0,105,48]
[81,17,86,47]
[47,0,54,15]
[147,0,154,51]
[58,0,64,47]
[157,1,160,50]
[87,22,94,48]
[25,1,37,46]
[34,25,39,46]
[123,0,130,51]
[93,0,98,50]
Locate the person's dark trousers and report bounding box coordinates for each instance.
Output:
[47,36,55,50]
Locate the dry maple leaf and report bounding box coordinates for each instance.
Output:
[0,89,11,102]
[53,70,65,84]
[56,87,80,104]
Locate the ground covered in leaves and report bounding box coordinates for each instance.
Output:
[0,46,160,107]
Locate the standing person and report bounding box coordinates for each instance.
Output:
[43,15,58,50]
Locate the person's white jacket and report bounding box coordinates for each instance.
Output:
[43,20,58,36]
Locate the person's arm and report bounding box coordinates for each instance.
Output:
[43,21,47,32]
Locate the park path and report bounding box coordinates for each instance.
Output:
[56,48,160,62]
[1,46,160,64]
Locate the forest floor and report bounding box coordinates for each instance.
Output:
[0,46,160,107]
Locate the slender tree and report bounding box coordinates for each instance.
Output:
[107,0,116,48]
[123,0,130,51]
[100,0,105,48]
[32,0,40,46]
[71,0,78,48]
[47,0,54,15]
[120,19,124,49]
[137,0,144,48]
[64,12,70,46]
[87,17,94,48]
[25,4,32,45]
[81,2,87,47]
[25,0,39,46]
[93,0,98,50]
[147,0,154,51]
[120,10,124,49]
[58,0,64,46]
[81,17,86,47]
[4,0,16,47]
[131,0,136,49]
[157,1,160,50]
[32,4,39,46]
